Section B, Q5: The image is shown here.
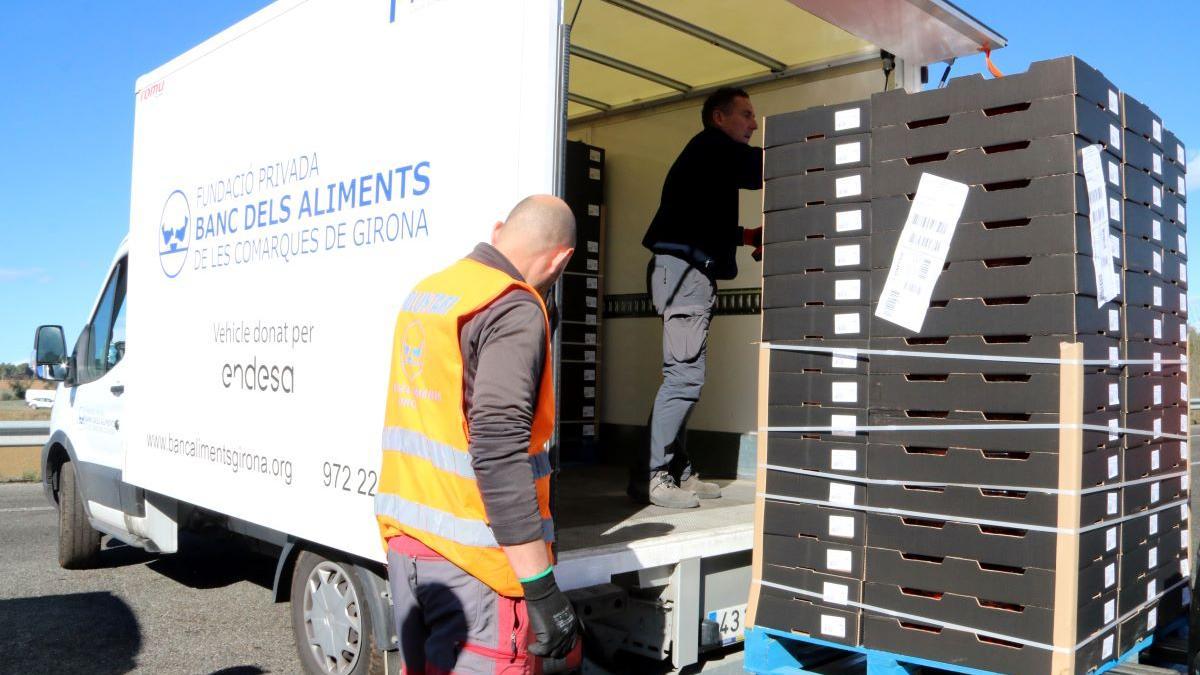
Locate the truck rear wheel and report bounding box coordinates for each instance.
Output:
[57,460,102,569]
[291,550,385,675]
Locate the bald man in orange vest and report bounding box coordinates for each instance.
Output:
[376,195,579,674]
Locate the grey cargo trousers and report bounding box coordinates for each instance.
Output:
[644,253,715,481]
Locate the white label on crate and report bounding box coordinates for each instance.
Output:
[1153,284,1163,307]
[1180,234,1187,254]
[1184,414,1191,435]
[1147,579,1157,602]
[1111,234,1121,261]
[1151,481,1161,503]
[1184,559,1191,578]
[835,279,862,301]
[1178,143,1187,165]
[1109,197,1121,223]
[1181,263,1188,282]
[1154,385,1163,406]
[589,149,602,162]
[1110,383,1120,406]
[874,173,968,332]
[834,244,861,267]
[1181,442,1188,460]
[1153,351,1163,373]
[1104,599,1115,624]
[834,107,861,131]
[1107,492,1119,514]
[1153,219,1162,241]
[1180,176,1188,196]
[1108,455,1119,478]
[1150,547,1159,569]
[1180,289,1189,311]
[586,277,597,289]
[1153,119,1163,143]
[1148,607,1158,631]
[585,351,595,363]
[1108,418,1119,441]
[1109,346,1120,368]
[1180,204,1187,225]
[831,414,857,436]
[587,241,599,253]
[823,582,850,606]
[835,142,861,165]
[1106,527,1117,551]
[1082,145,1122,306]
[1110,124,1122,150]
[829,515,855,539]
[588,167,601,180]
[836,209,863,233]
[1105,563,1116,588]
[587,204,600,217]
[1153,318,1162,340]
[1153,417,1162,437]
[826,549,853,573]
[1154,153,1163,176]
[583,425,595,436]
[1184,504,1190,521]
[835,174,862,198]
[584,386,595,398]
[584,369,595,381]
[829,482,856,506]
[1108,89,1120,113]
[820,614,847,638]
[585,296,597,308]
[1181,324,1188,342]
[1154,250,1163,274]
[1183,383,1189,401]
[1109,310,1119,332]
[831,381,857,403]
[585,333,596,345]
[1151,514,1160,535]
[583,405,594,417]
[834,312,860,335]
[831,449,857,471]
[1108,160,1120,187]
[1153,185,1163,207]
[587,259,598,271]
[1152,449,1161,470]
[1185,531,1190,550]
[585,313,597,325]
[1103,635,1115,659]
[831,348,858,369]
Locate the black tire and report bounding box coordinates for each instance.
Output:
[290,550,385,675]
[57,460,101,569]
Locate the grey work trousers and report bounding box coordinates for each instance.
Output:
[644,254,715,480]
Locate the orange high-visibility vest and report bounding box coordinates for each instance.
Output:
[375,257,555,597]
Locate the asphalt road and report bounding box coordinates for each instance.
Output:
[0,481,296,675]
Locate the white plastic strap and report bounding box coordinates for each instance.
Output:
[762,463,1187,497]
[759,491,1188,535]
[761,341,1186,366]
[763,422,1187,441]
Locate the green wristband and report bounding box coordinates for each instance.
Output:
[518,564,554,584]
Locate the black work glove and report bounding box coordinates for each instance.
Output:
[521,572,579,659]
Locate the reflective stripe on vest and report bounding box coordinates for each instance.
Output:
[374,493,555,548]
[382,426,553,480]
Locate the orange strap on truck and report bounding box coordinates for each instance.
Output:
[980,44,1004,78]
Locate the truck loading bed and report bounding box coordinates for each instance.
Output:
[553,464,754,590]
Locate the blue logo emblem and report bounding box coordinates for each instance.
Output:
[400,320,425,379]
[158,190,191,278]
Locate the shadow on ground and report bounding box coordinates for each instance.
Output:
[0,591,141,674]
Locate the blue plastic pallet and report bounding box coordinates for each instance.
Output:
[743,625,1154,675]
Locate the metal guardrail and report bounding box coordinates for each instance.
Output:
[0,421,49,448]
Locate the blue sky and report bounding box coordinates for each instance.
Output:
[0,1,1197,364]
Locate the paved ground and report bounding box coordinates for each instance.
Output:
[0,481,746,675]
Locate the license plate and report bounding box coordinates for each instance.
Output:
[707,603,747,645]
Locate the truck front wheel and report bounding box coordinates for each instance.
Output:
[290,550,385,675]
[57,460,101,569]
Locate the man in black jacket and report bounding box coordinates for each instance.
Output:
[632,87,764,508]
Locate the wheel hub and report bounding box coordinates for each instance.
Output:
[303,561,362,674]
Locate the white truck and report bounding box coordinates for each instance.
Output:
[31,1,1002,672]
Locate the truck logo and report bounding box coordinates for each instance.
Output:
[400,320,425,379]
[158,190,191,278]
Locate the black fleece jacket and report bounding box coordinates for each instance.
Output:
[459,243,549,546]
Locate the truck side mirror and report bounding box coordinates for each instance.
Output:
[32,325,68,381]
